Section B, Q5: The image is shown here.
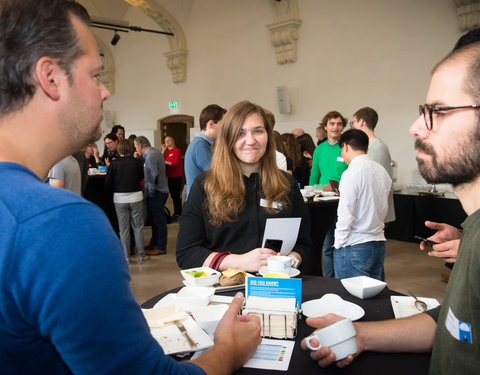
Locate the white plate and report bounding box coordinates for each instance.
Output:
[182,272,254,292]
[258,266,300,278]
[390,296,440,319]
[313,196,340,202]
[183,279,246,292]
[150,315,213,355]
[302,293,365,321]
[321,191,337,197]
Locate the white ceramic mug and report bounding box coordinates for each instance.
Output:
[305,319,357,360]
[267,255,292,274]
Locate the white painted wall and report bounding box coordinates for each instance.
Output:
[88,0,461,187]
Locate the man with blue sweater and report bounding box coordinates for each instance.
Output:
[0,1,261,374]
[184,104,226,198]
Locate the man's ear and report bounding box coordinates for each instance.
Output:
[35,57,63,101]
[206,119,215,129]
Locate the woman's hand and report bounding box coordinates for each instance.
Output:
[221,248,278,273]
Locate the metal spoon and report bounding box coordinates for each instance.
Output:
[407,290,428,312]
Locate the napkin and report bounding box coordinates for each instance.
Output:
[142,304,188,328]
[245,296,296,311]
[243,297,297,339]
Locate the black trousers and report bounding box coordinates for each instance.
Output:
[167,176,183,216]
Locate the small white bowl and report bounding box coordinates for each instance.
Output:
[191,304,229,337]
[180,267,221,287]
[175,286,215,310]
[341,276,386,299]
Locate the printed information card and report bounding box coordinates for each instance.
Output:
[243,338,295,371]
[246,276,302,309]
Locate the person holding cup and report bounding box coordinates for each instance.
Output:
[176,101,312,273]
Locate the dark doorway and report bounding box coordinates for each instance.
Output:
[158,114,194,187]
[158,115,194,157]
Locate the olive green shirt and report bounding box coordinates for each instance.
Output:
[426,209,480,374]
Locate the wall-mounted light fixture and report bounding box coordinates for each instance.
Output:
[111,31,120,46]
[90,16,174,47]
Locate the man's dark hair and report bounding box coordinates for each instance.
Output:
[339,129,369,152]
[199,104,226,131]
[453,28,480,51]
[320,110,347,128]
[104,133,118,142]
[0,0,90,115]
[353,107,378,130]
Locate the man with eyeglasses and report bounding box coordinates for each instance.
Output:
[302,40,480,374]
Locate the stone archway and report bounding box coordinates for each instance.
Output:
[123,0,188,83]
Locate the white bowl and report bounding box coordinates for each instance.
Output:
[340,276,386,299]
[180,267,221,287]
[191,304,229,337]
[175,286,215,310]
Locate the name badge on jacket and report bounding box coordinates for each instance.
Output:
[260,198,282,210]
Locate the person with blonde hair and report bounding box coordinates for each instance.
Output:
[162,136,183,220]
[177,100,311,272]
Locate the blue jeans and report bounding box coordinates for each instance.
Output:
[333,241,386,281]
[147,191,168,250]
[322,219,336,277]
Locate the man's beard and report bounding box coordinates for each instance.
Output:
[415,133,480,187]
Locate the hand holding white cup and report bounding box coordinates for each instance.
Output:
[305,318,357,360]
[267,255,292,274]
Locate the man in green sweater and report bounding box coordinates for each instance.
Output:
[309,110,348,277]
[301,37,480,375]
[309,110,348,190]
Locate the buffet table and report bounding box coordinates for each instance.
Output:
[305,198,339,276]
[385,190,466,242]
[142,275,431,375]
[84,174,119,234]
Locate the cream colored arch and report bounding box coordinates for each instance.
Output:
[94,35,116,94]
[123,0,187,83]
[455,0,480,31]
[267,0,302,64]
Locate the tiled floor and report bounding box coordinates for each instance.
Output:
[129,214,449,306]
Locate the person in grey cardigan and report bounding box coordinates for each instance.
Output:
[134,136,169,255]
[350,107,395,223]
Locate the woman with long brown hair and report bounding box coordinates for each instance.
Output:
[176,101,311,272]
[282,133,310,188]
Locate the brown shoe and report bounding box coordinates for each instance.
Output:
[145,248,167,256]
[144,244,155,251]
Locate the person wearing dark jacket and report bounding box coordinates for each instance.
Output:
[106,140,148,263]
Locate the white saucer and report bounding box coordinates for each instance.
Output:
[258,266,300,278]
[302,293,365,321]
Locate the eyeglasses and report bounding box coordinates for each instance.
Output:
[349,121,354,127]
[419,104,480,130]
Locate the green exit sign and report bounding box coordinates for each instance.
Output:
[169,101,178,109]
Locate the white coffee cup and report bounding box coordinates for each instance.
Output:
[305,319,357,360]
[304,185,315,194]
[267,255,292,274]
